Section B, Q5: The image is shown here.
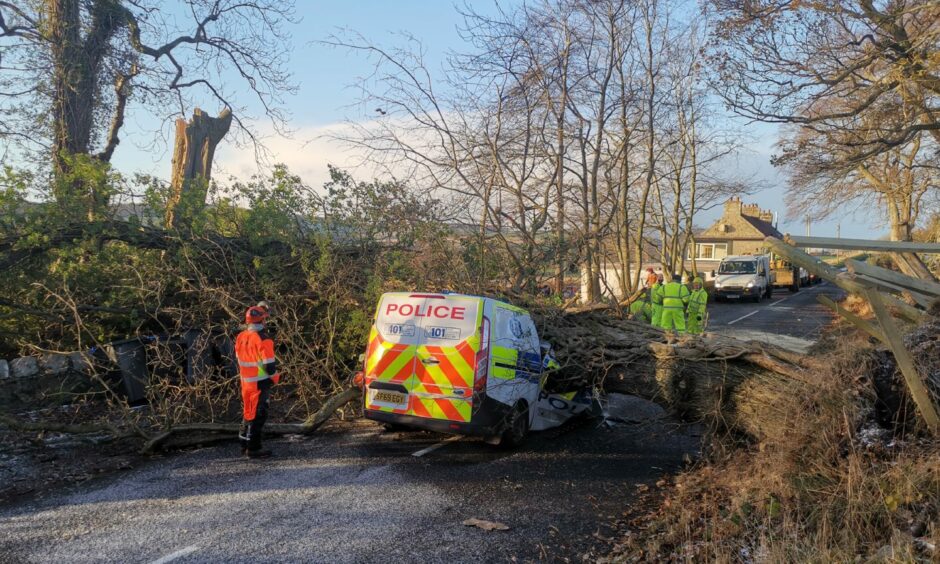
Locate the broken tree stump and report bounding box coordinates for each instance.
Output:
[165,107,233,229]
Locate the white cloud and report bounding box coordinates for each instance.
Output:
[212,121,374,188]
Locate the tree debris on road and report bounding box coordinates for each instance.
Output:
[462,518,510,531]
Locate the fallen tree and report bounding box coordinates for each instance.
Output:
[0,387,363,454]
[140,386,362,453]
[535,307,831,441]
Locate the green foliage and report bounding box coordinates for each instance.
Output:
[53,153,124,221]
[0,162,473,383]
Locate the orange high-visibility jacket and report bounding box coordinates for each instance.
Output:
[235,326,279,387]
[236,326,279,420]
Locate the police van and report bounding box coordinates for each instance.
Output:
[357,292,592,446]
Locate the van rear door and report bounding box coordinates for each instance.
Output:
[412,295,481,423]
[365,293,481,423]
[364,293,424,415]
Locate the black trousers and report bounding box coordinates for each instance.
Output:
[240,382,271,451]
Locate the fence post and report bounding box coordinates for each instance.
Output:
[865,289,939,433]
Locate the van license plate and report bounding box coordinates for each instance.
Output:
[726,294,740,299]
[372,390,406,405]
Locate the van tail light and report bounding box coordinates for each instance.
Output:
[474,316,490,393]
[353,371,365,388]
[474,364,487,393]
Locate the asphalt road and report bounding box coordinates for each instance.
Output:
[705,281,845,351]
[0,395,699,564]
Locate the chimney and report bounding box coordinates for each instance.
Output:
[742,203,760,218]
[724,196,742,217]
[759,209,773,223]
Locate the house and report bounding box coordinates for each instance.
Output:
[691,196,782,272]
[577,197,783,302]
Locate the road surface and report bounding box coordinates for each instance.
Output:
[0,395,699,564]
[706,281,844,352]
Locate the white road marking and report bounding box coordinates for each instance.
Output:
[412,435,463,457]
[149,546,199,564]
[769,296,790,307]
[727,310,759,325]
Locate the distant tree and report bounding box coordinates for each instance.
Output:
[708,0,940,165]
[777,92,939,243]
[0,0,296,212]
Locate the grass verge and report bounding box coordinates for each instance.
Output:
[601,328,939,562]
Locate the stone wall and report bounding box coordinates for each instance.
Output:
[0,331,236,414]
[0,353,99,413]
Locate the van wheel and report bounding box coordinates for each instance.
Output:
[500,402,529,449]
[766,285,773,299]
[790,283,799,293]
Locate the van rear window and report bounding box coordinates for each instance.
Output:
[376,295,479,345]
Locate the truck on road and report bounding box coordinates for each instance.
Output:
[771,257,801,293]
[357,292,593,447]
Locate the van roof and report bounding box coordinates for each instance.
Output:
[381,291,519,308]
[722,255,768,261]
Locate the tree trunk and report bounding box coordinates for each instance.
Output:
[165,108,233,229]
[48,0,90,175]
[535,307,826,441]
[47,0,130,216]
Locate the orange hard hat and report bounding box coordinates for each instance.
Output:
[245,306,269,324]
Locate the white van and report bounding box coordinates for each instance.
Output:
[356,292,592,446]
[713,255,774,302]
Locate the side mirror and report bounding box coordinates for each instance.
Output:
[710,270,716,278]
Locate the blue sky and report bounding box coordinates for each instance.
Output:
[110,0,882,239]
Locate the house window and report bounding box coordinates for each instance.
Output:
[690,243,727,260]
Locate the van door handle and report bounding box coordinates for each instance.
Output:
[421,357,440,365]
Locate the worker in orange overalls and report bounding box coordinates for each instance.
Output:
[236,303,280,458]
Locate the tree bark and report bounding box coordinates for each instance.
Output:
[46,0,130,214]
[165,107,233,229]
[535,307,827,441]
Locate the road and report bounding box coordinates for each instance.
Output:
[0,395,699,564]
[706,281,844,352]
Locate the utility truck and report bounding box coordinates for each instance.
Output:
[356,292,593,447]
[771,257,801,293]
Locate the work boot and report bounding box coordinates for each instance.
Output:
[245,449,273,459]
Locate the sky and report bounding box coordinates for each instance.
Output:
[109,0,884,240]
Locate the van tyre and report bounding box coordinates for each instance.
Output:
[766,285,773,299]
[500,401,529,449]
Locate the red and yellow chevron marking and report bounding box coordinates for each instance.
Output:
[365,327,482,423]
[366,329,414,383]
[364,329,414,414]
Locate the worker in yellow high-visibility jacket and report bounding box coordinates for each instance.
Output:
[650,272,665,327]
[686,277,708,334]
[629,270,658,323]
[655,274,690,333]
